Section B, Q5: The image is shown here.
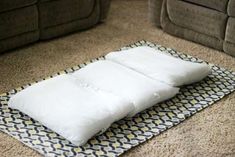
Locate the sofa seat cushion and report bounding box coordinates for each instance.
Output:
[228,0,235,17]
[223,41,235,57]
[167,0,228,39]
[38,0,95,28]
[100,0,111,21]
[0,5,38,40]
[183,0,229,13]
[0,31,39,53]
[223,16,235,57]
[0,0,37,13]
[225,17,235,44]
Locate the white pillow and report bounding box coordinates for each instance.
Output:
[105,46,212,86]
[72,60,179,116]
[8,74,133,146]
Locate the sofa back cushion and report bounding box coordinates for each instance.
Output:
[167,0,228,39]
[0,0,37,13]
[228,0,235,17]
[0,6,38,40]
[183,0,229,13]
[38,0,95,28]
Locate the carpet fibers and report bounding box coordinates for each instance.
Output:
[0,0,234,157]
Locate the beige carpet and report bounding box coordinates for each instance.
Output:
[0,0,235,157]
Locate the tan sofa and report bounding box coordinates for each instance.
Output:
[149,0,235,57]
[0,0,111,53]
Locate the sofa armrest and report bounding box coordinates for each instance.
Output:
[100,0,111,21]
[148,0,164,27]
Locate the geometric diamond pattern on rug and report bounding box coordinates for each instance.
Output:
[0,40,234,157]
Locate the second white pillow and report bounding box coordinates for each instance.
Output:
[72,60,179,116]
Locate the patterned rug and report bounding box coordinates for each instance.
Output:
[0,40,234,157]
